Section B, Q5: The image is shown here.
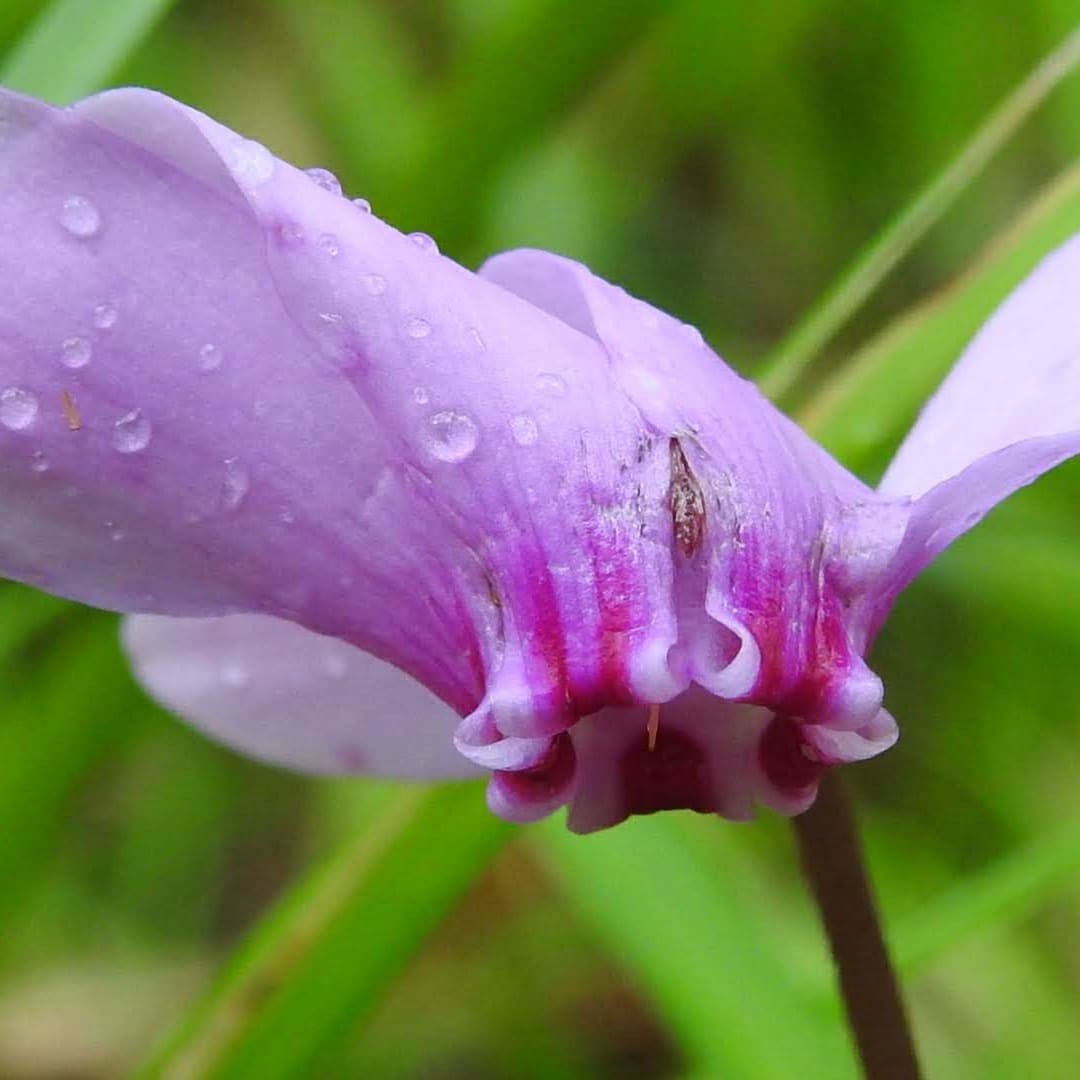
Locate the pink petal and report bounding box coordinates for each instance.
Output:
[1,87,914,827]
[123,613,477,778]
[481,249,902,726]
[872,234,1080,615]
[0,87,679,729]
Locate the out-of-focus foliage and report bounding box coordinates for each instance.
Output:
[3,1,1080,1076]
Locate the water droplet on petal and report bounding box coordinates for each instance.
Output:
[59,336,92,369]
[409,231,438,253]
[0,387,38,430]
[59,195,100,238]
[229,140,274,184]
[536,372,567,396]
[112,409,151,454]
[407,317,431,339]
[425,410,479,463]
[306,167,342,195]
[317,233,340,256]
[220,660,250,688]
[29,449,49,473]
[276,221,307,250]
[412,386,430,405]
[92,302,118,329]
[468,327,486,351]
[221,457,249,510]
[363,274,386,296]
[352,197,372,213]
[197,343,223,373]
[278,507,296,525]
[510,413,539,446]
[108,524,126,542]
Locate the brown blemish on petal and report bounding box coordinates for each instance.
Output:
[669,438,705,556]
[60,390,81,431]
[484,570,503,609]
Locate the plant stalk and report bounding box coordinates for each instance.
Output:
[793,774,922,1079]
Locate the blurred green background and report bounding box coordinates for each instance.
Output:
[4,1,1080,1076]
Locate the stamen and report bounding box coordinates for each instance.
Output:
[646,702,660,751]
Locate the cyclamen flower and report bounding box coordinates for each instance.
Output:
[2,87,1078,833]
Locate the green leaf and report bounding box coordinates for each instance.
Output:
[0,581,69,660]
[141,783,512,1080]
[532,815,855,1078]
[1,0,177,102]
[759,21,1080,404]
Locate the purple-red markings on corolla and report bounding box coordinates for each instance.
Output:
[2,86,1078,832]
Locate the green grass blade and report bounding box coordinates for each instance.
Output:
[893,813,1080,977]
[759,20,1080,404]
[532,816,854,1078]
[1,0,176,102]
[142,783,511,1080]
[0,611,141,914]
[802,155,1080,468]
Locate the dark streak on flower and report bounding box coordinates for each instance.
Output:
[668,437,705,557]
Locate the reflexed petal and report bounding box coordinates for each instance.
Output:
[882,233,1080,499]
[123,613,478,778]
[482,249,904,726]
[0,87,679,726]
[874,234,1080,614]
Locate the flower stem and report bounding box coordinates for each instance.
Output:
[792,773,922,1079]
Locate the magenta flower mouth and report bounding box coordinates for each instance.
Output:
[3,86,1080,831]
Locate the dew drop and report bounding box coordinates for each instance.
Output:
[111,409,151,454]
[536,372,567,396]
[317,233,340,256]
[425,410,479,463]
[92,302,118,329]
[276,220,304,248]
[409,231,438,253]
[412,386,430,405]
[221,457,249,510]
[29,449,49,473]
[467,327,486,352]
[510,413,539,446]
[306,167,342,195]
[59,336,92,369]
[352,197,372,213]
[278,507,296,525]
[197,343,223,373]
[59,195,100,238]
[0,387,38,431]
[220,661,250,688]
[407,317,431,340]
[106,523,126,542]
[363,273,386,296]
[229,140,274,184]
